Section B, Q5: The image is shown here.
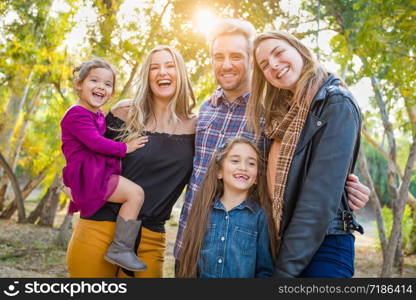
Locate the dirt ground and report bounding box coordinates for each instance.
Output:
[0,207,415,278]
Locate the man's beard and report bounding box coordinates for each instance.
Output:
[218,77,247,93]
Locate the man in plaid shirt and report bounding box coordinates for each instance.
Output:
[173,19,260,263]
[174,19,370,270]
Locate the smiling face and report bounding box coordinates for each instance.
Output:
[148,50,177,102]
[76,67,114,112]
[255,38,304,92]
[217,143,258,195]
[211,34,250,100]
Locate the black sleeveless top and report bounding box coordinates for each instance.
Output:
[83,112,195,233]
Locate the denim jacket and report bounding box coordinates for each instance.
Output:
[197,196,273,278]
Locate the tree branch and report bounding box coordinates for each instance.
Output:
[0,151,25,222]
[382,137,416,276]
[358,150,387,257]
[0,75,11,87]
[53,82,71,106]
[361,128,416,208]
[118,62,139,100]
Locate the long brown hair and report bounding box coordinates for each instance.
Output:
[246,31,328,138]
[177,137,276,278]
[119,45,196,142]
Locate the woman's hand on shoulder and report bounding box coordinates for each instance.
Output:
[110,99,132,122]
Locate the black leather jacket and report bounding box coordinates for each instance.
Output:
[273,74,362,277]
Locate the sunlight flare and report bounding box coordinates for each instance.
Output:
[194,9,218,36]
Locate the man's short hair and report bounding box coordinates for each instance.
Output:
[207,18,256,55]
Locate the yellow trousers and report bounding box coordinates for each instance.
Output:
[67,219,166,278]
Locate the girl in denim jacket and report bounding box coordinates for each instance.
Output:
[178,137,276,278]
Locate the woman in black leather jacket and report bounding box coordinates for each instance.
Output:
[247,31,362,277]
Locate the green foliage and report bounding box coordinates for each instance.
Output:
[0,0,284,213]
[1,0,413,223]
[410,171,416,198]
[360,141,390,205]
[315,0,415,118]
[380,205,414,252]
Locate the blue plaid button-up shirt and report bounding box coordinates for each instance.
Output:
[174,88,267,260]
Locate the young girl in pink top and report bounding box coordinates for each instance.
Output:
[61,59,147,272]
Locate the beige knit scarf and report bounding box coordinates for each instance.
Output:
[265,97,311,245]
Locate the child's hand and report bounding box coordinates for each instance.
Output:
[110,99,132,121]
[62,186,73,200]
[126,136,149,153]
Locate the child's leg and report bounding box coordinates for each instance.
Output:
[104,176,147,272]
[107,176,144,220]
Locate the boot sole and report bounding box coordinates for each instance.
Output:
[104,255,148,272]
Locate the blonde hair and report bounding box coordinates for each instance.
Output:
[247,31,328,138]
[178,137,276,278]
[120,46,195,141]
[207,18,256,56]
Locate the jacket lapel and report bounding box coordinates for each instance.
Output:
[294,111,326,155]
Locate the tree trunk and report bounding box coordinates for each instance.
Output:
[38,174,61,227]
[27,189,50,224]
[369,76,400,211]
[0,177,10,209]
[358,149,387,259]
[21,171,48,200]
[55,213,73,248]
[406,208,416,255]
[394,232,404,275]
[118,63,139,100]
[11,86,43,169]
[27,173,61,227]
[0,71,33,147]
[0,166,48,217]
[362,128,416,208]
[381,138,416,276]
[404,94,416,136]
[0,200,17,219]
[0,183,8,211]
[0,85,44,206]
[0,152,25,222]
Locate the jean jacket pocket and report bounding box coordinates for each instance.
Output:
[233,226,257,256]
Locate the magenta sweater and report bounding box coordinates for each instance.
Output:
[60,105,127,217]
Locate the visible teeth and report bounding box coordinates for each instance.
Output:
[158,80,171,84]
[277,67,289,78]
[234,175,248,180]
[223,74,235,78]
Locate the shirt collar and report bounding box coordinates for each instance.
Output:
[208,87,250,108]
[212,194,259,213]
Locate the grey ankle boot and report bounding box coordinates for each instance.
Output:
[104,216,147,271]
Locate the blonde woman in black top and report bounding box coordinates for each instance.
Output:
[66,45,196,278]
